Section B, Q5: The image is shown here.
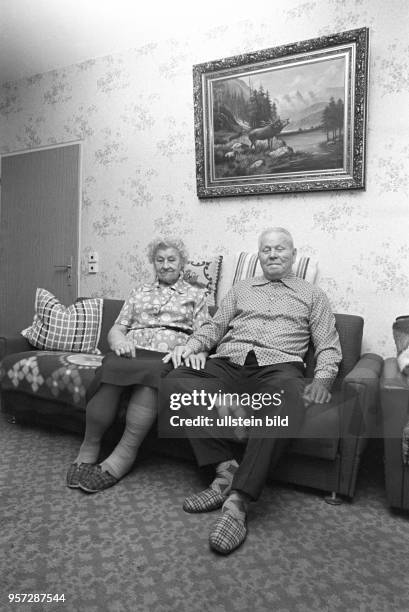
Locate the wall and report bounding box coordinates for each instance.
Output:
[0,0,408,356]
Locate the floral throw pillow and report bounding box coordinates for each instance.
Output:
[183,255,223,308]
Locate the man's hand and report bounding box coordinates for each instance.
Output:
[112,339,136,358]
[303,380,331,407]
[184,351,208,370]
[162,345,193,368]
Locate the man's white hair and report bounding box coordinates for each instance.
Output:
[258,227,294,249]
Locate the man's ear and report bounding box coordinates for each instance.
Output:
[292,248,297,263]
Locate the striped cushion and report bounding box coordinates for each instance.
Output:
[232,252,317,285]
[21,288,103,354]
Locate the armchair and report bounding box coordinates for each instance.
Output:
[380,358,409,510]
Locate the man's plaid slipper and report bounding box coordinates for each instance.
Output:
[183,488,225,513]
[78,464,118,493]
[209,513,247,554]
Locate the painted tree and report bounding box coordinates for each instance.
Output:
[271,101,278,121]
[328,97,338,139]
[322,105,331,141]
[248,86,276,127]
[322,97,344,141]
[336,98,344,136]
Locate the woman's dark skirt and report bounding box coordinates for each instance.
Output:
[86,349,173,402]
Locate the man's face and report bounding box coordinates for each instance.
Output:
[258,231,296,280]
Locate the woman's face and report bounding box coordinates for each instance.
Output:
[154,247,183,285]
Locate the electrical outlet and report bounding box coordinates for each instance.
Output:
[88,262,99,274]
[88,251,99,263]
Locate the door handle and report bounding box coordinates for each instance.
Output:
[54,257,73,286]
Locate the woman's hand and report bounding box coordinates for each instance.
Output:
[112,339,136,358]
[108,324,135,358]
[162,345,193,368]
[184,351,208,370]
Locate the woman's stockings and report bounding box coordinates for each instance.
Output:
[100,386,157,479]
[75,383,123,464]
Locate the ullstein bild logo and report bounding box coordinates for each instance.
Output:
[168,414,289,428]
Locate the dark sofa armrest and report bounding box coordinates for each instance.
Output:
[340,353,384,437]
[342,352,383,384]
[0,335,34,361]
[381,357,408,390]
[380,357,409,436]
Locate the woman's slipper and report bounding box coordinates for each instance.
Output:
[66,462,94,489]
[78,464,118,493]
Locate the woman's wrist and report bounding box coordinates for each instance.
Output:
[108,328,128,349]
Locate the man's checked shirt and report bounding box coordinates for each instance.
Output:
[186,273,342,386]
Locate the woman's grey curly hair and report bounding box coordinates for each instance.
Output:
[146,237,189,268]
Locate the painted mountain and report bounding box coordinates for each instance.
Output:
[213,77,344,133]
[274,86,345,132]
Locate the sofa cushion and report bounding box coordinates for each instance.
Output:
[232,252,317,285]
[217,389,344,460]
[288,399,341,460]
[22,288,103,354]
[97,299,124,353]
[217,253,318,305]
[0,351,103,407]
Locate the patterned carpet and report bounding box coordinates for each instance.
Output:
[1,411,409,612]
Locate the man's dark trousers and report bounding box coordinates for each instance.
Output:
[162,351,306,500]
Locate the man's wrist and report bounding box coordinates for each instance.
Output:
[186,338,203,353]
[311,375,334,390]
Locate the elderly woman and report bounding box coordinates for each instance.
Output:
[67,237,208,492]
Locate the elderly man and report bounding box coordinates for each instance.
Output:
[163,228,341,554]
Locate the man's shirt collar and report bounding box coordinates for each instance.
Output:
[251,271,298,289]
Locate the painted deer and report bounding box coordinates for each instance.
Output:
[248,118,290,150]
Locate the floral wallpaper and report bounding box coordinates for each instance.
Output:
[0,0,408,357]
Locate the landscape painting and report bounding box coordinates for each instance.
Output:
[212,56,345,176]
[193,28,368,198]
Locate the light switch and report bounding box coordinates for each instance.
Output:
[88,262,99,274]
[88,251,99,263]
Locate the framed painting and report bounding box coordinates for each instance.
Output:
[193,27,369,198]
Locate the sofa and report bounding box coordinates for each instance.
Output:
[0,254,383,501]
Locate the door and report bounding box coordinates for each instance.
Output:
[0,143,80,334]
